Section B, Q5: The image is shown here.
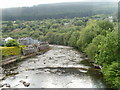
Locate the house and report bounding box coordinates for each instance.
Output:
[108,16,113,22]
[33,40,39,45]
[18,37,34,45]
[0,37,13,46]
[5,37,13,42]
[18,37,39,45]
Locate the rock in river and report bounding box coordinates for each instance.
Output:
[23,82,30,87]
[19,80,30,87]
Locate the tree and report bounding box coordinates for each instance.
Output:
[97,20,114,31]
[63,32,72,46]
[85,35,105,60]
[74,20,85,26]
[68,31,80,48]
[95,31,118,65]
[6,39,19,47]
[77,21,98,51]
[102,62,120,89]
[45,32,55,44]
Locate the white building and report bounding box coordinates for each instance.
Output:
[5,37,13,42]
[18,37,39,45]
[108,16,113,22]
[18,37,34,45]
[33,40,39,45]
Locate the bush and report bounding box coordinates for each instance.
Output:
[6,39,19,47]
[102,62,120,89]
[2,47,22,56]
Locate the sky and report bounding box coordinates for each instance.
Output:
[0,0,119,8]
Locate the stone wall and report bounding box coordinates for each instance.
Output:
[37,44,49,52]
[23,48,37,56]
[23,44,49,56]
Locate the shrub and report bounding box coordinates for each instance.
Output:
[2,47,22,56]
[6,39,19,47]
[102,62,120,89]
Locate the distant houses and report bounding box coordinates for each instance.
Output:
[0,37,13,46]
[108,16,113,22]
[92,15,113,22]
[18,37,39,45]
[5,37,13,42]
[0,37,39,46]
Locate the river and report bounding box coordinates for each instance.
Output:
[0,45,108,88]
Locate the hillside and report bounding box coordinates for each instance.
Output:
[2,2,117,20]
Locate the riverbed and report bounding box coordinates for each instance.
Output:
[0,45,108,88]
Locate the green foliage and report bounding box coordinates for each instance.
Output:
[68,31,80,47]
[63,32,72,46]
[45,32,55,44]
[6,39,19,47]
[50,24,60,29]
[2,17,119,89]
[95,32,118,65]
[85,35,105,60]
[2,2,117,20]
[77,20,98,51]
[97,20,114,31]
[102,62,120,89]
[74,20,85,26]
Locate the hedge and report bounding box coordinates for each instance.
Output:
[1,47,22,56]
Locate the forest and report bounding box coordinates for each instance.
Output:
[2,2,117,20]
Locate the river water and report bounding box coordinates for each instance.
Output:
[0,45,108,88]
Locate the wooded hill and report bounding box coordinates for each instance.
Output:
[2,2,117,21]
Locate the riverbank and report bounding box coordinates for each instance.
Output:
[0,45,50,66]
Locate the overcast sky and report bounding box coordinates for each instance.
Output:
[0,0,119,8]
